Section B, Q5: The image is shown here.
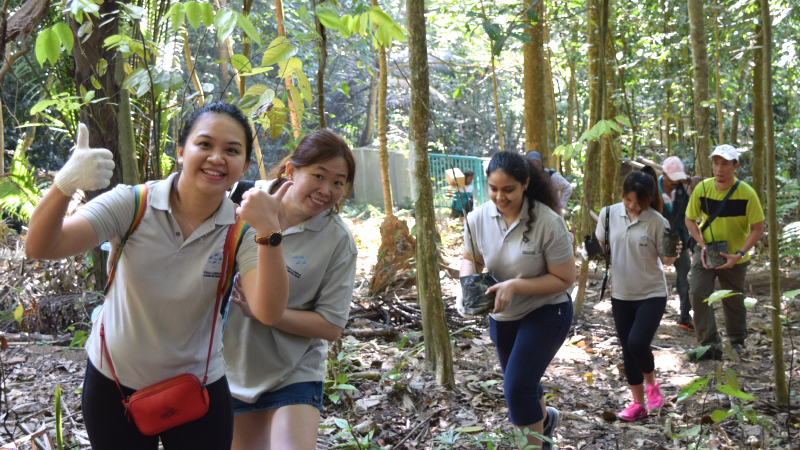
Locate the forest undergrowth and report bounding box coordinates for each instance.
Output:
[0,211,799,450]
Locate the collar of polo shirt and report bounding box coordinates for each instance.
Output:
[617,204,653,222]
[155,173,237,226]
[489,197,531,221]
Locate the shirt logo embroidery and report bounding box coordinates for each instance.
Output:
[294,255,308,266]
[639,235,649,247]
[204,247,224,278]
[522,237,537,255]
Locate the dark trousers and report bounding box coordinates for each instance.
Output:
[490,301,573,426]
[611,297,667,386]
[689,253,749,352]
[674,246,692,323]
[82,360,234,450]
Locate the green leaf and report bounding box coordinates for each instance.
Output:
[184,1,202,30]
[716,385,755,400]
[676,377,708,403]
[35,28,61,67]
[674,425,701,438]
[615,115,632,127]
[13,303,23,323]
[166,3,185,33]
[277,58,302,77]
[370,6,394,28]
[77,20,93,38]
[230,54,252,73]
[491,38,504,56]
[199,3,215,27]
[123,4,145,19]
[724,368,738,391]
[333,418,349,429]
[261,37,297,67]
[214,8,237,43]
[237,13,262,45]
[30,99,59,115]
[711,410,728,423]
[315,5,346,35]
[83,89,95,103]
[289,85,304,124]
[783,289,800,299]
[244,84,269,97]
[341,82,350,98]
[389,24,407,42]
[705,290,737,305]
[526,8,539,23]
[482,20,503,41]
[53,23,74,55]
[294,69,312,104]
[329,384,358,390]
[376,26,392,48]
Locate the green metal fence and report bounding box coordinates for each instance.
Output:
[427,154,488,209]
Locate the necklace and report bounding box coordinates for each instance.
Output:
[174,198,204,244]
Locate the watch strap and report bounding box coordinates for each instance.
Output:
[736,250,746,257]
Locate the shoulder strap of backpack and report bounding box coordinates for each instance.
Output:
[105,184,148,291]
[604,206,610,267]
[218,216,250,314]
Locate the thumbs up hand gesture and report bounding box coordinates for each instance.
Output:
[54,123,115,196]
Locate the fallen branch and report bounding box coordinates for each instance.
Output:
[342,327,399,340]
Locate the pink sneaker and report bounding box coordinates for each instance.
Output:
[646,381,664,410]
[617,402,648,421]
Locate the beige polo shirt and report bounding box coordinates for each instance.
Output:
[77,173,259,389]
[595,203,669,300]
[464,198,574,322]
[223,179,358,402]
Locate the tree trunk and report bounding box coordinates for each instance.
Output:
[407,0,454,388]
[712,0,723,144]
[544,15,557,166]
[687,0,712,176]
[371,0,393,216]
[565,56,576,176]
[115,52,139,185]
[575,0,607,315]
[600,19,616,207]
[315,0,327,128]
[730,55,749,146]
[761,0,787,405]
[275,0,301,139]
[358,72,378,147]
[523,1,548,163]
[751,10,765,205]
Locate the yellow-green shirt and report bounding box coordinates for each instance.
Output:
[685,177,764,264]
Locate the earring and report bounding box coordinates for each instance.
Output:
[178,158,183,164]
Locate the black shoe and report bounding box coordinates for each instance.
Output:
[687,346,722,362]
[732,342,746,357]
[542,407,559,450]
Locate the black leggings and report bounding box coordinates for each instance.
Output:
[611,297,667,386]
[82,360,234,450]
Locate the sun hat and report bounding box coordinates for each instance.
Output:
[662,156,688,181]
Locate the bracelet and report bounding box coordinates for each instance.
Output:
[735,250,746,257]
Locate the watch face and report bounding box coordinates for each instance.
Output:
[269,232,282,246]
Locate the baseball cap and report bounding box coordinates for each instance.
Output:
[525,150,543,165]
[710,145,739,161]
[662,156,688,181]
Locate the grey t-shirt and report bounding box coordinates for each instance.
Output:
[595,203,669,300]
[77,173,258,389]
[464,198,574,321]
[224,179,358,402]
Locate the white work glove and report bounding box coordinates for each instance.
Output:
[54,123,115,196]
[455,289,476,320]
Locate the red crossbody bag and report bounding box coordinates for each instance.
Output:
[98,184,247,436]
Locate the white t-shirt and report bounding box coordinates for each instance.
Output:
[464,198,574,321]
[224,179,358,402]
[77,173,258,389]
[595,203,669,300]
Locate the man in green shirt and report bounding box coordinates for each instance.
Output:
[684,145,764,361]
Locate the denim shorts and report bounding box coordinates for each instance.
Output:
[231,381,323,414]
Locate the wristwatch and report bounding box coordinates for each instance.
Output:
[255,231,282,246]
[735,250,746,258]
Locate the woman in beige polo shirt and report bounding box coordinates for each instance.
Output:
[595,167,680,422]
[25,102,290,450]
[224,130,358,450]
[460,152,576,450]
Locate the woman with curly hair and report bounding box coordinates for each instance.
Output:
[459,151,576,449]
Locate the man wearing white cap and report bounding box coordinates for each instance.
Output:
[658,157,693,331]
[684,145,764,361]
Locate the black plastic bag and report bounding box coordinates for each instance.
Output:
[660,228,681,257]
[705,241,728,268]
[460,273,498,315]
[583,234,604,261]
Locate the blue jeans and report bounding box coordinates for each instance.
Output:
[490,300,573,426]
[232,382,323,414]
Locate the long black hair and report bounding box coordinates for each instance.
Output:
[178,102,254,162]
[486,151,559,238]
[622,167,662,213]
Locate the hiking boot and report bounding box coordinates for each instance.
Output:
[617,402,648,421]
[732,342,746,357]
[646,380,664,410]
[687,346,722,362]
[677,321,695,332]
[541,407,560,450]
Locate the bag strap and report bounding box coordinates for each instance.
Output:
[101,187,249,405]
[604,206,610,269]
[700,180,740,233]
